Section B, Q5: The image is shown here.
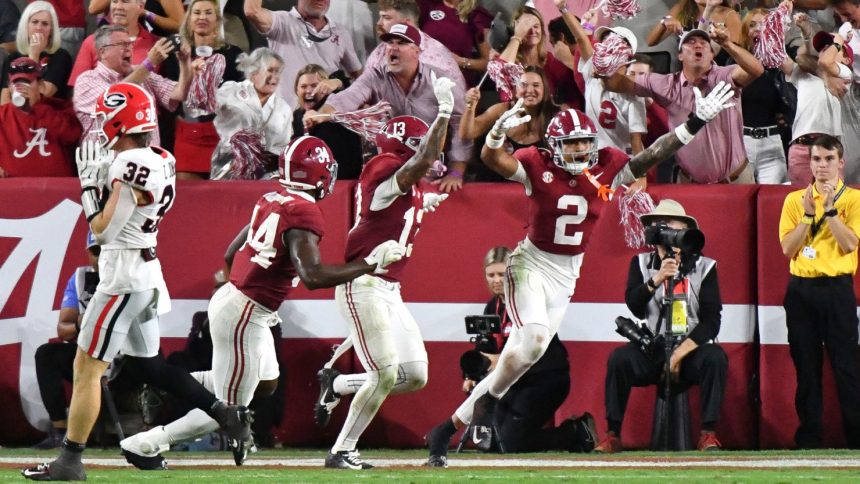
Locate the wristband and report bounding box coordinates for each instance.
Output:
[646,278,659,290]
[145,11,156,23]
[582,22,596,32]
[438,107,452,119]
[448,169,464,178]
[804,212,815,217]
[486,131,506,150]
[81,187,103,222]
[558,5,569,13]
[143,58,156,72]
[510,36,523,43]
[674,124,695,145]
[824,208,838,218]
[800,215,814,225]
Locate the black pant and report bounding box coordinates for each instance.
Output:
[496,368,572,452]
[784,275,860,448]
[604,342,727,432]
[34,342,76,422]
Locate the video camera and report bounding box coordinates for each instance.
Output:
[615,316,666,366]
[465,315,502,354]
[644,224,705,255]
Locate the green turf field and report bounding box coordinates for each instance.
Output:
[3,448,860,482]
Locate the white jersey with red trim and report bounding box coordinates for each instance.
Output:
[104,146,177,250]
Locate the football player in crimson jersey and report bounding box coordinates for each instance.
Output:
[312,74,456,470]
[22,83,251,481]
[424,82,738,467]
[117,136,406,467]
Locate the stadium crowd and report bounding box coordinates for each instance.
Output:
[5,0,860,477]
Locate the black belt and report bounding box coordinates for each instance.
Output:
[743,126,779,139]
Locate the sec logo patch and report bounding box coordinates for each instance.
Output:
[429,10,445,21]
[542,171,554,183]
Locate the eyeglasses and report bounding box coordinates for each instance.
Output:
[101,40,134,49]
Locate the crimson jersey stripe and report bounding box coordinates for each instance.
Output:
[87,295,119,357]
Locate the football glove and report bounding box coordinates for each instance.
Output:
[364,240,406,274]
[431,71,456,118]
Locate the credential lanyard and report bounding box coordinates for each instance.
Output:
[810,184,847,238]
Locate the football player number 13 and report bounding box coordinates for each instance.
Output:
[554,195,586,246]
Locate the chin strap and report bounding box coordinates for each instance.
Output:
[582,168,615,202]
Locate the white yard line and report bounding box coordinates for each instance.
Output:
[3,457,860,468]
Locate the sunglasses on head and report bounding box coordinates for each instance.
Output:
[10,63,39,74]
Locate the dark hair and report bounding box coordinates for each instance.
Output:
[809,135,844,159]
[378,0,420,23]
[548,16,575,45]
[831,0,860,6]
[631,53,653,68]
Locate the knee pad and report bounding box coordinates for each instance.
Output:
[398,361,428,392]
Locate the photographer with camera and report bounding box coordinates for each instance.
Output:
[594,199,727,453]
[425,247,595,468]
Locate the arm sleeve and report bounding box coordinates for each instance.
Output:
[687,265,723,345]
[369,172,407,212]
[625,254,652,319]
[325,69,376,113]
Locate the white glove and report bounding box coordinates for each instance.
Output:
[487,98,531,149]
[422,192,448,213]
[693,81,735,122]
[75,139,113,191]
[431,71,456,118]
[364,240,406,274]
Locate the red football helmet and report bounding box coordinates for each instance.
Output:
[375,115,429,162]
[545,109,599,175]
[279,136,338,199]
[92,82,157,149]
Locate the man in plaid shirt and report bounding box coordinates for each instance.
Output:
[73,25,191,146]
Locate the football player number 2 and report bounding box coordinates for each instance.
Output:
[554,195,586,246]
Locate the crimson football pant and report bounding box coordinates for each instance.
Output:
[784,275,860,448]
[35,342,76,422]
[603,342,727,435]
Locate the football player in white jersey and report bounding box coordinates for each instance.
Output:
[23,83,249,481]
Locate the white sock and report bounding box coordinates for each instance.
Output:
[331,365,397,453]
[453,374,494,425]
[164,408,220,444]
[333,373,367,396]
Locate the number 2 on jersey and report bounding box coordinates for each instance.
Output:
[553,195,586,246]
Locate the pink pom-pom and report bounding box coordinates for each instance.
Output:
[187,53,226,113]
[328,101,392,142]
[592,34,633,77]
[601,0,642,20]
[754,1,791,68]
[229,128,266,179]
[487,57,524,102]
[618,189,655,249]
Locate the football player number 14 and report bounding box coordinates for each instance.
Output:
[554,195,586,246]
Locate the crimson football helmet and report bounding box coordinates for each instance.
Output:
[545,109,599,175]
[279,135,338,200]
[375,115,429,162]
[92,82,157,149]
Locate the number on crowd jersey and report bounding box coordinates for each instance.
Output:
[553,195,587,246]
[141,185,174,233]
[598,100,618,129]
[245,206,280,269]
